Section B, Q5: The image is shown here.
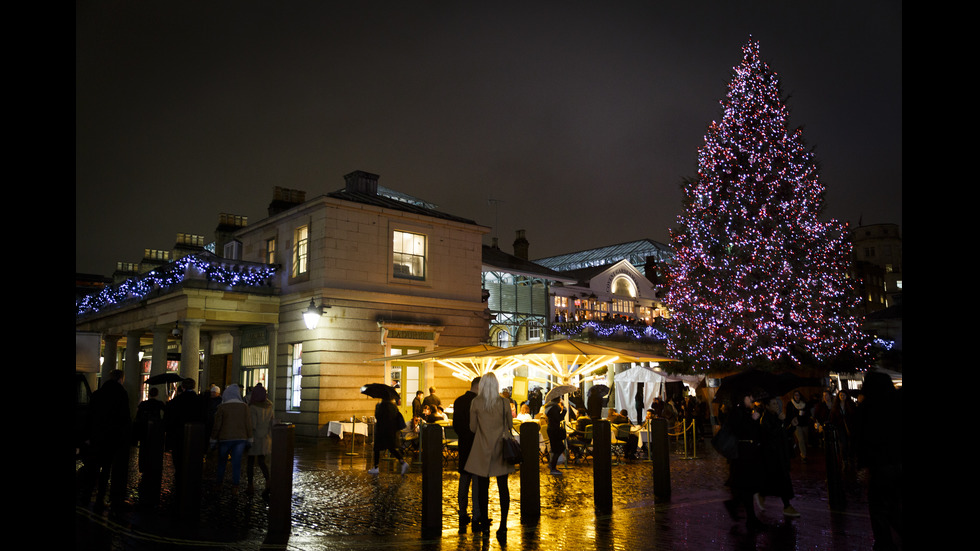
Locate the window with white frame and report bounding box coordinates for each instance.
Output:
[292,226,308,278]
[288,343,302,410]
[266,237,277,265]
[393,230,426,280]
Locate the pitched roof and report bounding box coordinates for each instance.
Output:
[482,245,576,283]
[326,186,479,225]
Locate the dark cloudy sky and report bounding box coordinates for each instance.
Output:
[76,1,902,276]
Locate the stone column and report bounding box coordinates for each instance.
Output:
[180,319,203,384]
[101,334,121,382]
[151,326,170,399]
[125,330,143,416]
[229,329,242,387]
[265,323,279,402]
[199,332,212,390]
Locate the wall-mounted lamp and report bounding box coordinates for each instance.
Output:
[303,298,330,330]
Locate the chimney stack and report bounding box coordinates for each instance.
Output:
[513,229,529,260]
[344,170,380,195]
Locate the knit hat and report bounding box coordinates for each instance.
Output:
[250,385,267,404]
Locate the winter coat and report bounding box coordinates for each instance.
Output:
[452,390,477,473]
[464,394,516,478]
[248,401,275,456]
[375,400,407,450]
[211,386,253,442]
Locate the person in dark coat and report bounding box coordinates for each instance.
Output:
[452,376,480,533]
[854,372,903,551]
[722,392,766,531]
[528,387,543,417]
[758,396,800,518]
[544,396,566,475]
[165,378,206,491]
[77,369,131,509]
[422,387,443,413]
[412,390,424,421]
[133,387,165,474]
[369,396,408,475]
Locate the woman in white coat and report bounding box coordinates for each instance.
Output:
[247,385,275,499]
[464,372,516,539]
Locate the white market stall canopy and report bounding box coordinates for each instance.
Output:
[613,367,703,424]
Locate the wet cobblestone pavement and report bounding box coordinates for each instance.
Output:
[76,435,877,550]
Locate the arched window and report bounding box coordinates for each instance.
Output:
[611,275,637,298]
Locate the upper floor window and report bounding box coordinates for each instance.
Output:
[266,237,277,265]
[393,230,426,281]
[292,226,309,278]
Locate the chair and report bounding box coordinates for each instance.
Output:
[539,428,551,464]
[567,424,593,465]
[442,424,459,466]
[610,423,631,464]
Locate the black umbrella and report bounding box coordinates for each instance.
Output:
[714,369,821,404]
[144,372,185,385]
[361,383,398,400]
[588,384,610,399]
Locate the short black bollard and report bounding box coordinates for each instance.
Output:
[824,426,846,510]
[138,417,165,510]
[420,424,443,539]
[519,421,540,524]
[179,422,205,523]
[649,418,671,502]
[592,420,612,514]
[268,423,295,542]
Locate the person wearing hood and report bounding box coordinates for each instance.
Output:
[247,384,274,498]
[210,384,253,491]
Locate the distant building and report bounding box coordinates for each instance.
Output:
[850,223,902,310]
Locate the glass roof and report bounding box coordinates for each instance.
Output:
[533,239,673,272]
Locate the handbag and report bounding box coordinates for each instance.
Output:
[711,423,739,460]
[502,397,522,465]
[503,434,522,465]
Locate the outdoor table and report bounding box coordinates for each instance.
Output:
[326,420,368,440]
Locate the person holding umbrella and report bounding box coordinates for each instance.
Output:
[368,386,409,475]
[722,391,766,531]
[544,394,567,475]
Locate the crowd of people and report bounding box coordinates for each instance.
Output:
[80,369,900,550]
[718,377,902,549]
[76,372,278,511]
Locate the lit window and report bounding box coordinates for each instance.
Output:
[393,230,426,280]
[266,237,277,265]
[292,226,309,277]
[288,343,302,410]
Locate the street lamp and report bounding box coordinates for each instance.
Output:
[303,298,330,330]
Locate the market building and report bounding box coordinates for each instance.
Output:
[76,171,491,437]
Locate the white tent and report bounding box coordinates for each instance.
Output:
[614,366,682,424]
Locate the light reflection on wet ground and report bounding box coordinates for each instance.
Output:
[76,435,875,550]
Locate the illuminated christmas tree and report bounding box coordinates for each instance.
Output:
[665,39,871,373]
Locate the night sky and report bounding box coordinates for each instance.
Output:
[76,1,902,276]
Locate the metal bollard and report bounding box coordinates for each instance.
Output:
[649,418,671,502]
[592,420,612,514]
[420,424,443,538]
[268,423,295,541]
[179,422,205,522]
[139,418,165,510]
[824,426,845,510]
[519,421,540,524]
